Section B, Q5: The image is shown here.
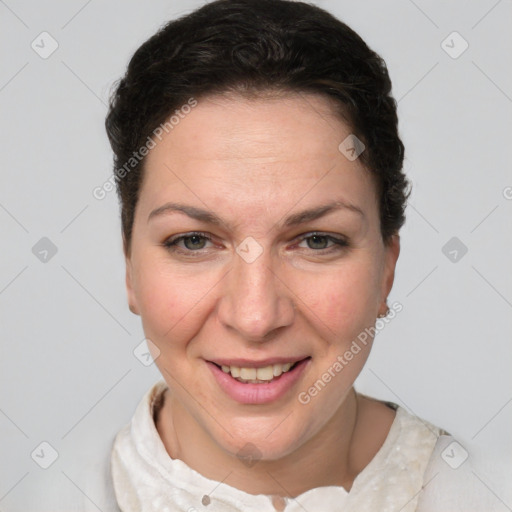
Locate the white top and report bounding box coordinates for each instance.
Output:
[109,381,495,512]
[11,381,496,511]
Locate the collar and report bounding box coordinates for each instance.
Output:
[111,381,440,512]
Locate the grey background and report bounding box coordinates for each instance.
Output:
[1,0,511,509]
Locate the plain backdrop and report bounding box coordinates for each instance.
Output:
[1,0,511,509]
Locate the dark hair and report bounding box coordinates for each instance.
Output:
[105,0,410,255]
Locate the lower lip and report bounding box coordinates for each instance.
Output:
[207,358,310,405]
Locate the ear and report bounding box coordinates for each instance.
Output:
[378,234,400,315]
[124,237,140,316]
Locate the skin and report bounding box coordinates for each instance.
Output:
[124,91,400,497]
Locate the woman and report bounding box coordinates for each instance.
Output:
[105,0,490,510]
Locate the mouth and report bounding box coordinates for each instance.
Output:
[210,359,306,384]
[206,357,311,405]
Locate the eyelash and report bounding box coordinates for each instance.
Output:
[162,231,349,256]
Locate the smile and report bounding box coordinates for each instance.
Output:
[217,361,299,383]
[207,357,311,404]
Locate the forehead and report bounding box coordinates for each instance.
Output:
[139,92,377,221]
[147,92,351,166]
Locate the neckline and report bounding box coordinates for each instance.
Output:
[142,381,404,499]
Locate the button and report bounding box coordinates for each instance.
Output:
[271,495,287,511]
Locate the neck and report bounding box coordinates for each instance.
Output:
[157,388,361,497]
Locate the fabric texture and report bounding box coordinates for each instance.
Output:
[110,380,493,512]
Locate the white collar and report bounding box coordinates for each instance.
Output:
[111,381,440,512]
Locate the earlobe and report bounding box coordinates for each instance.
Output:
[379,234,400,312]
[125,256,140,316]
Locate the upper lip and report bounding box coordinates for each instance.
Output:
[208,356,310,368]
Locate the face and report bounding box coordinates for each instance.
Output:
[125,92,399,461]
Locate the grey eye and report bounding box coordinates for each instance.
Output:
[306,235,330,249]
[183,235,208,250]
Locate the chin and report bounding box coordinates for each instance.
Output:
[211,413,312,463]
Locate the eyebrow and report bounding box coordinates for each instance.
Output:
[147,200,364,229]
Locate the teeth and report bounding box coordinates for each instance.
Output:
[273,364,283,377]
[219,361,298,382]
[240,367,257,380]
[256,366,274,380]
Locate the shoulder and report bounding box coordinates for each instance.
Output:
[354,394,443,478]
[345,396,441,510]
[416,434,498,511]
[9,432,121,512]
[350,396,503,511]
[9,385,160,512]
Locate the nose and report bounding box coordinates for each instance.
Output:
[217,246,296,342]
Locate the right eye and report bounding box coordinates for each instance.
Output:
[162,232,214,253]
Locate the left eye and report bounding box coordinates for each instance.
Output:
[297,234,348,251]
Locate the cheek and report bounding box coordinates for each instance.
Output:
[135,263,202,343]
[293,260,380,337]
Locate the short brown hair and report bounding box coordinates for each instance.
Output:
[105,0,410,255]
